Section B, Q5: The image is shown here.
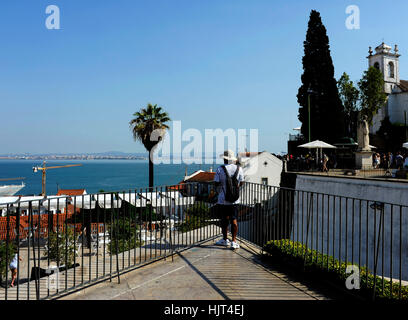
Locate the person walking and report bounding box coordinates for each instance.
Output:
[322,153,329,172]
[214,150,244,250]
[9,253,22,288]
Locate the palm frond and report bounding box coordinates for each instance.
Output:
[129,103,171,150]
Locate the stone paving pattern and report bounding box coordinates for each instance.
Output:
[61,239,336,300]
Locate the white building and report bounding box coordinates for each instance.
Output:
[239,151,283,187]
[368,42,408,133]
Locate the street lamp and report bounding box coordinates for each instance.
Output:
[307,87,316,143]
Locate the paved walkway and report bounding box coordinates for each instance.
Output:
[1,225,221,300]
[61,239,336,300]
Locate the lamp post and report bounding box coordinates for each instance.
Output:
[307,87,316,143]
[308,94,311,142]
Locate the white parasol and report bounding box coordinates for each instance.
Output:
[298,140,336,165]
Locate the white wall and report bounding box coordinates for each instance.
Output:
[389,92,408,125]
[291,174,408,281]
[242,152,282,187]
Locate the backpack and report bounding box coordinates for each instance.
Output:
[221,164,241,203]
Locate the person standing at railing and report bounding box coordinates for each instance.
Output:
[213,150,244,250]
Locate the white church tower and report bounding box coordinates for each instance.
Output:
[367,42,408,133]
[368,42,400,94]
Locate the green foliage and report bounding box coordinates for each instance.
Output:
[264,239,408,300]
[338,72,360,138]
[129,103,171,151]
[136,204,159,222]
[377,116,407,152]
[178,202,211,232]
[185,202,210,217]
[108,217,143,255]
[129,103,171,187]
[0,241,15,280]
[44,228,76,266]
[297,10,345,143]
[358,66,388,125]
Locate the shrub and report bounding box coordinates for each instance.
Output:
[44,228,76,266]
[108,217,143,255]
[136,204,158,222]
[263,239,408,300]
[178,202,211,232]
[0,241,15,284]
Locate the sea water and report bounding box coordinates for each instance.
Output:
[0,160,215,195]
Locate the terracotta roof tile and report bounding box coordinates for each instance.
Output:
[185,172,215,183]
[57,189,86,196]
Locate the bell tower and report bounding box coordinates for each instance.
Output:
[367,42,400,94]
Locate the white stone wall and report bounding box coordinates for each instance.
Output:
[242,152,282,187]
[290,175,408,281]
[371,102,388,134]
[388,92,408,125]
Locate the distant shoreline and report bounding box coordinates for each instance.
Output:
[0,157,148,161]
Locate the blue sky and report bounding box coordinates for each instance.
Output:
[1,0,408,155]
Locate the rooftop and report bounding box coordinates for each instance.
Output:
[399,80,408,92]
[56,189,87,196]
[183,171,215,183]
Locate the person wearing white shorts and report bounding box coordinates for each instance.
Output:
[9,253,22,288]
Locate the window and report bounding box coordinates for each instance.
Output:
[374,62,380,70]
[388,62,395,78]
[261,177,268,185]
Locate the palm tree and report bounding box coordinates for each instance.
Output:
[129,103,171,188]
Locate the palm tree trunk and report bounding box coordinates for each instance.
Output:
[149,150,154,189]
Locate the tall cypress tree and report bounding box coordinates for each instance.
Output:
[297,10,345,143]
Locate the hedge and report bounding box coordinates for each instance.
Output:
[263,239,408,300]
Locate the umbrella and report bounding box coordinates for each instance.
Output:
[298,140,336,165]
[298,140,337,149]
[403,142,408,149]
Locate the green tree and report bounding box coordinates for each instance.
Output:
[129,104,171,188]
[178,202,211,232]
[108,217,142,254]
[297,10,345,143]
[358,66,388,125]
[44,228,76,266]
[0,241,15,285]
[337,72,360,139]
[377,116,406,152]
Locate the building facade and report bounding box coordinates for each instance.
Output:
[368,42,408,133]
[239,151,283,187]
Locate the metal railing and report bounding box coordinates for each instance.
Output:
[236,182,408,300]
[1,182,407,300]
[0,184,221,300]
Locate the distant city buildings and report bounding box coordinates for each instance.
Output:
[0,154,147,160]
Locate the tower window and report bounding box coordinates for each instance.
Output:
[374,62,380,70]
[388,62,395,78]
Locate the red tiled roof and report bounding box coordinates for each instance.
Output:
[185,172,215,183]
[57,189,86,196]
[167,183,186,190]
